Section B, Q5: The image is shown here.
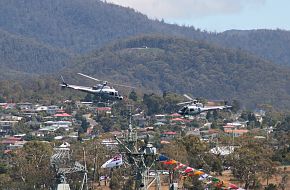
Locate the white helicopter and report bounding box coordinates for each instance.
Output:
[177,94,232,116]
[60,73,134,101]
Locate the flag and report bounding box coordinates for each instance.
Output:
[198,174,209,181]
[101,154,123,168]
[193,170,205,176]
[163,159,177,165]
[158,154,170,162]
[228,184,239,189]
[174,163,186,170]
[183,167,194,173]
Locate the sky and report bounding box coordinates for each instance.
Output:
[107,0,290,32]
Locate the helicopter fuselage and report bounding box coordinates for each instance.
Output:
[61,83,123,100]
[178,104,231,116]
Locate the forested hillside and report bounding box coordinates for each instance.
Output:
[1,0,290,66]
[1,0,290,109]
[1,35,290,109]
[64,36,290,109]
[214,29,290,65]
[0,0,205,53]
[0,29,73,75]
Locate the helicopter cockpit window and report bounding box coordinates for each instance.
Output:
[114,92,118,96]
[180,106,187,112]
[197,103,203,107]
[109,92,114,96]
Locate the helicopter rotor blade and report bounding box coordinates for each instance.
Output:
[177,101,194,106]
[77,73,101,82]
[109,82,135,89]
[78,73,135,88]
[183,94,199,102]
[183,94,194,101]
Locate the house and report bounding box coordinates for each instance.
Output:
[0,120,19,136]
[1,136,27,150]
[226,122,247,128]
[46,105,60,115]
[161,131,178,140]
[169,113,182,118]
[200,129,221,140]
[0,103,16,109]
[35,105,48,112]
[210,146,235,156]
[224,129,249,137]
[186,128,201,137]
[154,114,167,123]
[95,107,112,116]
[17,102,33,110]
[170,117,189,124]
[53,113,72,121]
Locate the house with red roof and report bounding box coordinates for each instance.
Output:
[224,129,249,137]
[95,107,112,116]
[53,113,72,121]
[161,131,178,140]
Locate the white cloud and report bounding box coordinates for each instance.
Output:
[107,0,266,20]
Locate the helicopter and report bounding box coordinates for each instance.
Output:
[177,94,232,116]
[60,73,135,102]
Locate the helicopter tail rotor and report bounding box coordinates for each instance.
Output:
[60,75,68,88]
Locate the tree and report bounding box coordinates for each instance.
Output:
[0,95,5,103]
[129,90,138,101]
[100,117,114,132]
[265,184,277,190]
[109,170,123,190]
[231,99,240,113]
[183,175,205,190]
[228,141,275,189]
[143,93,164,115]
[83,94,93,102]
[9,141,54,189]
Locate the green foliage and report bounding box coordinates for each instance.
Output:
[109,170,123,190]
[100,117,114,132]
[8,141,54,189]
[0,29,72,76]
[231,99,240,113]
[129,90,138,101]
[183,175,205,190]
[143,93,164,115]
[215,29,290,66]
[1,0,290,68]
[0,95,5,103]
[228,140,275,189]
[264,184,277,190]
[67,35,290,110]
[80,117,90,132]
[0,163,8,174]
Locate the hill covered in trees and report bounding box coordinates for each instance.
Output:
[0,29,73,76]
[1,0,290,109]
[213,29,290,65]
[1,35,290,109]
[1,0,290,66]
[64,36,290,109]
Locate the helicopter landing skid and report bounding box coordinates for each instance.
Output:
[93,100,116,107]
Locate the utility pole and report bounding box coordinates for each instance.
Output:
[92,142,99,188]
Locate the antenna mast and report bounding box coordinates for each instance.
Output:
[115,105,161,190]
